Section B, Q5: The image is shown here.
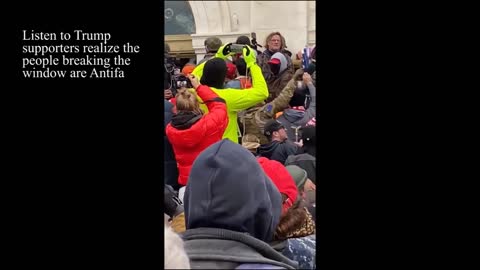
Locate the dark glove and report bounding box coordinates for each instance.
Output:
[305,63,316,75]
[293,68,304,81]
[215,43,233,59]
[243,45,256,68]
[164,185,184,218]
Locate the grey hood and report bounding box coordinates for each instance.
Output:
[283,109,306,125]
[271,52,288,74]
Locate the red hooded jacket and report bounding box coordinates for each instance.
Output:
[166,85,228,186]
[257,157,298,214]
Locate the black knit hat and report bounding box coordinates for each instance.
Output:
[236,35,252,47]
[289,86,307,107]
[200,58,227,89]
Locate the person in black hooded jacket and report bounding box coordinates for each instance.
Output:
[258,119,303,165]
[181,139,298,269]
[285,126,316,183]
[163,100,179,190]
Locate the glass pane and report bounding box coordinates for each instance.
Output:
[165,1,196,35]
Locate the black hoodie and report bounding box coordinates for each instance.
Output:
[183,139,297,269]
[258,140,302,165]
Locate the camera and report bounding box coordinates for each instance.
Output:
[250,32,262,51]
[164,56,176,71]
[164,54,181,94]
[229,44,245,54]
[174,74,193,89]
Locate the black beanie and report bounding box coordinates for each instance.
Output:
[236,35,252,47]
[200,58,227,89]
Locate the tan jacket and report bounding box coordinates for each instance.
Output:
[257,50,295,102]
[239,77,297,144]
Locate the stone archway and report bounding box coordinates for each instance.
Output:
[187,1,250,63]
[164,1,197,59]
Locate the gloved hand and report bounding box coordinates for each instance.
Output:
[164,185,184,218]
[215,43,234,59]
[293,68,304,81]
[243,45,256,68]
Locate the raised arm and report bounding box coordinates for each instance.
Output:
[218,45,268,111]
[193,45,268,111]
[268,69,305,116]
[188,75,228,136]
[302,73,316,121]
[192,43,235,81]
[196,85,228,130]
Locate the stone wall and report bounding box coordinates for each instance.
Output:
[188,1,316,63]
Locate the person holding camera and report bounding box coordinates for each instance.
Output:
[191,43,268,143]
[164,42,181,101]
[166,74,228,201]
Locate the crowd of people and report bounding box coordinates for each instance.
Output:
[164,32,317,269]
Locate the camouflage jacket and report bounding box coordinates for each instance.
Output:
[239,77,297,145]
[257,50,294,102]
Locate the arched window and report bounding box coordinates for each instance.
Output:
[165,1,196,35]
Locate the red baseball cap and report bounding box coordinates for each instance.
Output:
[257,157,298,214]
[268,58,281,65]
[226,62,237,79]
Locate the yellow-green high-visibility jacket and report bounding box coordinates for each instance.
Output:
[191,58,268,143]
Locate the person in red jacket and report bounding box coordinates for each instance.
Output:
[166,74,228,202]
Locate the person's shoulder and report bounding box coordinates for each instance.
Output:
[288,153,315,161]
[260,50,270,56]
[258,51,271,60]
[282,140,297,147]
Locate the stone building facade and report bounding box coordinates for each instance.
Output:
[165,0,316,63]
